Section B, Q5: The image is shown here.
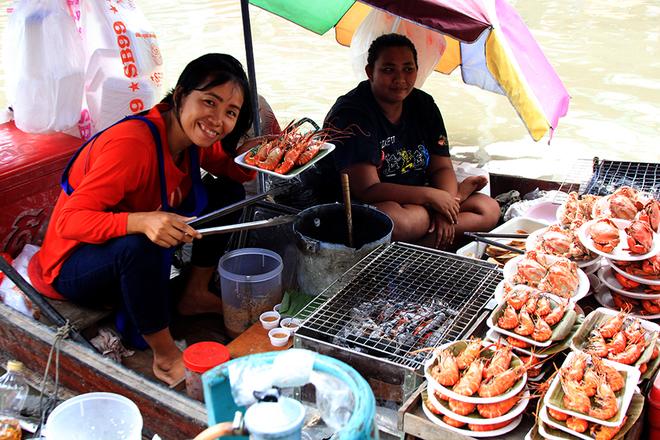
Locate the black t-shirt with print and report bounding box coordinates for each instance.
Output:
[315,81,449,200]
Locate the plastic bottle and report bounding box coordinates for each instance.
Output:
[0,361,28,418]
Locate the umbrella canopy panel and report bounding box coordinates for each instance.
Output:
[248,0,569,141]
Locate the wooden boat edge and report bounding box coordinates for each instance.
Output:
[0,301,207,438]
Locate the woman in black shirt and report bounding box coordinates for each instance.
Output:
[323,33,500,249]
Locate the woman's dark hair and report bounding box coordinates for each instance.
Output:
[162,53,253,155]
[367,33,418,68]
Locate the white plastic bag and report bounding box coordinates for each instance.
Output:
[5,0,85,133]
[72,0,163,136]
[452,160,491,196]
[350,9,446,88]
[0,244,41,319]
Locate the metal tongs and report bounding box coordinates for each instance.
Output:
[463,232,525,255]
[197,214,297,236]
[187,186,296,236]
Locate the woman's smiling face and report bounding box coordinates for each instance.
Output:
[177,81,244,147]
[366,45,418,105]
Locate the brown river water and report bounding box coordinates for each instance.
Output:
[1,0,658,181]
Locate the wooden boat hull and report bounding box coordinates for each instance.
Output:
[0,302,207,439]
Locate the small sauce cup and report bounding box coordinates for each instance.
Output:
[273,303,282,313]
[259,311,281,330]
[280,317,301,333]
[268,327,291,347]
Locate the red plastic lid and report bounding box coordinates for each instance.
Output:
[182,342,230,373]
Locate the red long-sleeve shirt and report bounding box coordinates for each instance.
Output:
[29,104,255,299]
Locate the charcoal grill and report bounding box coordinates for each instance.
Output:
[294,242,501,404]
[583,158,660,198]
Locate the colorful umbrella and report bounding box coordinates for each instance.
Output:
[248,0,569,141]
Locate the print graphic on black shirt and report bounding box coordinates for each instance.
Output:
[380,141,430,179]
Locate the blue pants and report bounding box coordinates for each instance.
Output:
[54,176,245,334]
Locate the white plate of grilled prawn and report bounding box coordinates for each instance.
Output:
[421,389,523,437]
[543,351,640,428]
[570,307,660,370]
[487,282,577,348]
[426,386,530,426]
[424,339,529,404]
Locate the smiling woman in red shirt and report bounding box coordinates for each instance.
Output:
[28,54,256,386]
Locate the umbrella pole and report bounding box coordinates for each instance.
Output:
[239,0,266,193]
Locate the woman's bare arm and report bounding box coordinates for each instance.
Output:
[345,162,459,223]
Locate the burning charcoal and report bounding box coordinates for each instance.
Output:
[396,333,416,347]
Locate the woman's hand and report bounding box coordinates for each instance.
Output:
[428,213,455,249]
[127,212,202,248]
[427,189,460,224]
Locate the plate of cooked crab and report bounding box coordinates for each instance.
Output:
[526,224,600,267]
[577,217,660,261]
[556,192,601,228]
[590,187,657,222]
[502,252,590,302]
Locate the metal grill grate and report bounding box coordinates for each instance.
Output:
[582,159,660,198]
[296,242,502,369]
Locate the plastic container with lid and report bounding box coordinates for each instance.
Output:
[218,248,283,338]
[183,342,230,401]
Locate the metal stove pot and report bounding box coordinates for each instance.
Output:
[293,203,393,296]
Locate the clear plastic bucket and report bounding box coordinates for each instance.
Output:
[218,248,283,338]
[45,392,142,440]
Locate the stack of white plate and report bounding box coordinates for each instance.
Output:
[595,263,660,319]
[421,340,529,437]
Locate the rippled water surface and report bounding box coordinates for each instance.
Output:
[1,0,658,180]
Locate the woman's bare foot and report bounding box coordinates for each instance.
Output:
[142,328,185,386]
[177,265,224,316]
[152,352,185,386]
[458,175,488,202]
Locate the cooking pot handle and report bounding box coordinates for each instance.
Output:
[302,238,321,253]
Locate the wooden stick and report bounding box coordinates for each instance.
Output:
[341,173,354,248]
